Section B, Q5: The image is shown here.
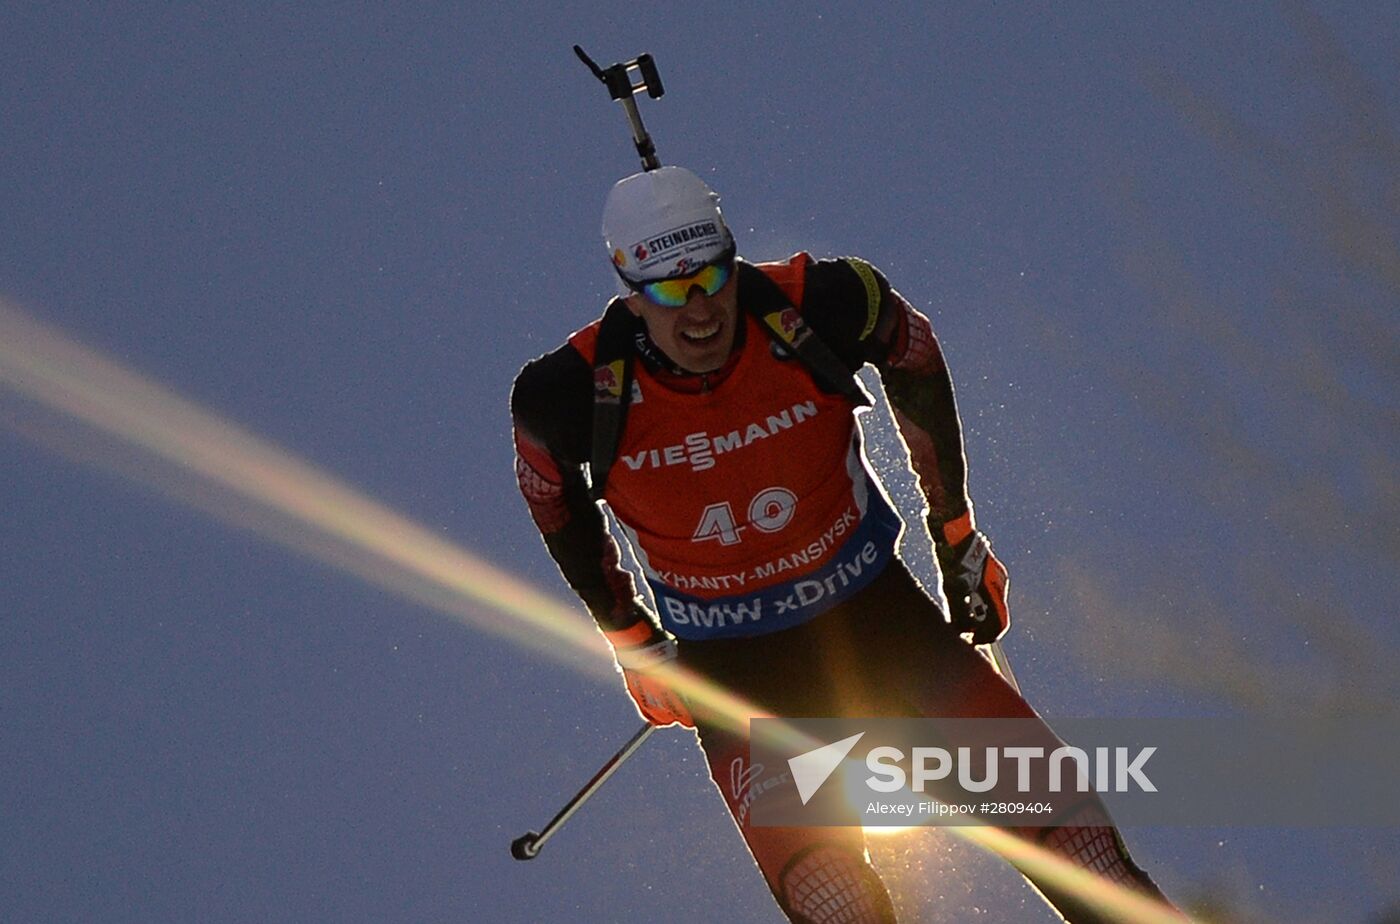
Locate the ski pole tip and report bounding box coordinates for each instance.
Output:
[510,832,542,861]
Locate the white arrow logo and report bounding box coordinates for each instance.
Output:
[789,732,865,805]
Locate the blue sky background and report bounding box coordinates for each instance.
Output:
[2,3,1397,922]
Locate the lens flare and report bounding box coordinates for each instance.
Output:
[0,298,1193,923]
[0,301,579,643]
[0,298,771,734]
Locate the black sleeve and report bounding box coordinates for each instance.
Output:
[794,256,892,371]
[510,345,646,632]
[801,256,973,531]
[510,344,592,465]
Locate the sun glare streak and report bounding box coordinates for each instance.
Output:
[0,298,769,736]
[968,826,1192,924]
[0,299,1194,922]
[0,301,583,646]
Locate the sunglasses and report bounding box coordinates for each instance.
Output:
[627,249,736,307]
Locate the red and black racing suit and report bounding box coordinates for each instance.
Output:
[511,254,1174,924]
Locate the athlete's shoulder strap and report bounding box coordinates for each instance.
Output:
[587,297,639,501]
[738,261,872,408]
[587,263,870,500]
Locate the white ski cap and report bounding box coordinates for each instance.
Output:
[602,166,734,284]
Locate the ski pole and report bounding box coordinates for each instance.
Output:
[510,722,656,861]
[984,640,1022,694]
[964,563,1022,693]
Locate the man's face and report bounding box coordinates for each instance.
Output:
[625,270,740,374]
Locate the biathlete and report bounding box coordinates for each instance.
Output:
[511,166,1180,923]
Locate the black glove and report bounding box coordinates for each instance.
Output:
[934,513,1010,644]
